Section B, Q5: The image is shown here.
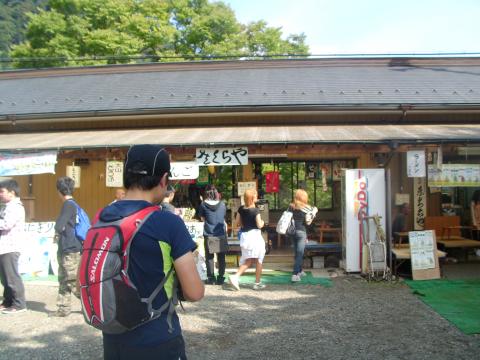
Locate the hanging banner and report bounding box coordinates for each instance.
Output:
[195,147,248,166]
[170,161,199,180]
[66,165,81,188]
[413,177,427,230]
[428,164,480,187]
[407,150,426,177]
[306,162,318,179]
[333,160,354,181]
[106,161,123,187]
[0,151,57,176]
[265,171,279,193]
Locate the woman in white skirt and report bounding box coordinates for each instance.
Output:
[229,189,266,290]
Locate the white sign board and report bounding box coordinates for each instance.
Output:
[237,181,257,197]
[19,222,56,277]
[106,161,124,187]
[407,150,426,177]
[170,162,199,180]
[409,230,436,270]
[195,147,248,166]
[66,165,81,188]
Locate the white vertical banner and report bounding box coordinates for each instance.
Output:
[106,161,124,187]
[407,150,426,177]
[413,177,427,230]
[66,165,81,188]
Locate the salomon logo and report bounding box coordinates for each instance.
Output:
[89,237,110,283]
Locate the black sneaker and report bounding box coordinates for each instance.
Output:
[215,276,225,285]
[0,303,11,311]
[204,277,215,285]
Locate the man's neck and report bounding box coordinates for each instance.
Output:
[125,188,156,203]
[62,195,73,202]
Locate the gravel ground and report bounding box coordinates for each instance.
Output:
[0,276,479,360]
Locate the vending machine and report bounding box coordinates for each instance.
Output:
[341,169,386,273]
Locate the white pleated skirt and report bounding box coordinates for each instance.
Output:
[239,229,266,264]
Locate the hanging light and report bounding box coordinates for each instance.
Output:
[207,165,216,174]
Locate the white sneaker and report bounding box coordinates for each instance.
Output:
[298,271,307,277]
[253,282,266,290]
[291,274,301,282]
[229,275,240,290]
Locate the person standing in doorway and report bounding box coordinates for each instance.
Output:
[198,185,228,285]
[229,189,266,291]
[160,185,176,214]
[0,179,27,314]
[52,176,82,317]
[289,189,317,283]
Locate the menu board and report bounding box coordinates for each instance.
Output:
[408,230,441,280]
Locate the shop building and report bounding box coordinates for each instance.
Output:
[1,57,480,251]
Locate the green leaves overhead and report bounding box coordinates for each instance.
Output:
[8,0,309,68]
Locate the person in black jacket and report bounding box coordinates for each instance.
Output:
[197,185,227,285]
[52,176,82,317]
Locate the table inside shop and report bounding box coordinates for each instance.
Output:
[303,242,342,268]
[317,227,342,243]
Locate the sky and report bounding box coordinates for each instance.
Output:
[224,0,480,56]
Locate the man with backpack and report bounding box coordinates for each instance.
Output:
[52,176,84,317]
[80,144,204,360]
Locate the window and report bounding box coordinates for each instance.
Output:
[256,160,351,210]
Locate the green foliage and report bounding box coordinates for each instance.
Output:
[0,0,48,62]
[7,0,309,68]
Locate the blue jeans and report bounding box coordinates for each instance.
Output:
[291,230,307,274]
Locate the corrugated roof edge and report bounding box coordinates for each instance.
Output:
[2,56,480,80]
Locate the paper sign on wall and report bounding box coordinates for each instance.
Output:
[106,161,123,187]
[171,162,199,180]
[407,150,426,177]
[66,165,81,188]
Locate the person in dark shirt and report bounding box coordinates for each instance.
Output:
[229,189,266,291]
[100,144,204,360]
[392,203,410,241]
[198,185,227,285]
[160,185,176,214]
[52,176,83,317]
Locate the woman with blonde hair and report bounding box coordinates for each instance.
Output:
[229,189,266,290]
[289,189,318,282]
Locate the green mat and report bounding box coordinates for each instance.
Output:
[227,271,332,287]
[406,279,480,334]
[22,274,57,282]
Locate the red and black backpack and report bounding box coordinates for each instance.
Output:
[78,206,179,334]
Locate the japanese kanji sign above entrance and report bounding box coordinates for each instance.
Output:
[195,147,248,166]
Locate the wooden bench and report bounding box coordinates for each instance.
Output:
[424,216,480,259]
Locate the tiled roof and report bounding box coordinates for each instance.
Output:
[1,58,480,118]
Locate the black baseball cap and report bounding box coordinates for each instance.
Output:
[125,145,171,177]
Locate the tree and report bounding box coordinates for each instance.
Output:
[9,0,309,68]
[0,0,48,60]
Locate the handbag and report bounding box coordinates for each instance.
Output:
[276,210,293,235]
[207,235,229,254]
[286,217,296,236]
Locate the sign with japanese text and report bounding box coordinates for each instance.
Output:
[195,147,248,166]
[237,181,257,197]
[0,151,57,176]
[407,150,426,177]
[265,171,279,193]
[428,164,480,187]
[106,161,123,187]
[19,222,56,277]
[413,177,427,230]
[409,231,436,270]
[170,162,199,180]
[66,165,81,188]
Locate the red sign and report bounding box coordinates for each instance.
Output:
[265,171,279,193]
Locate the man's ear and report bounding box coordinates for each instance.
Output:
[161,173,169,187]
